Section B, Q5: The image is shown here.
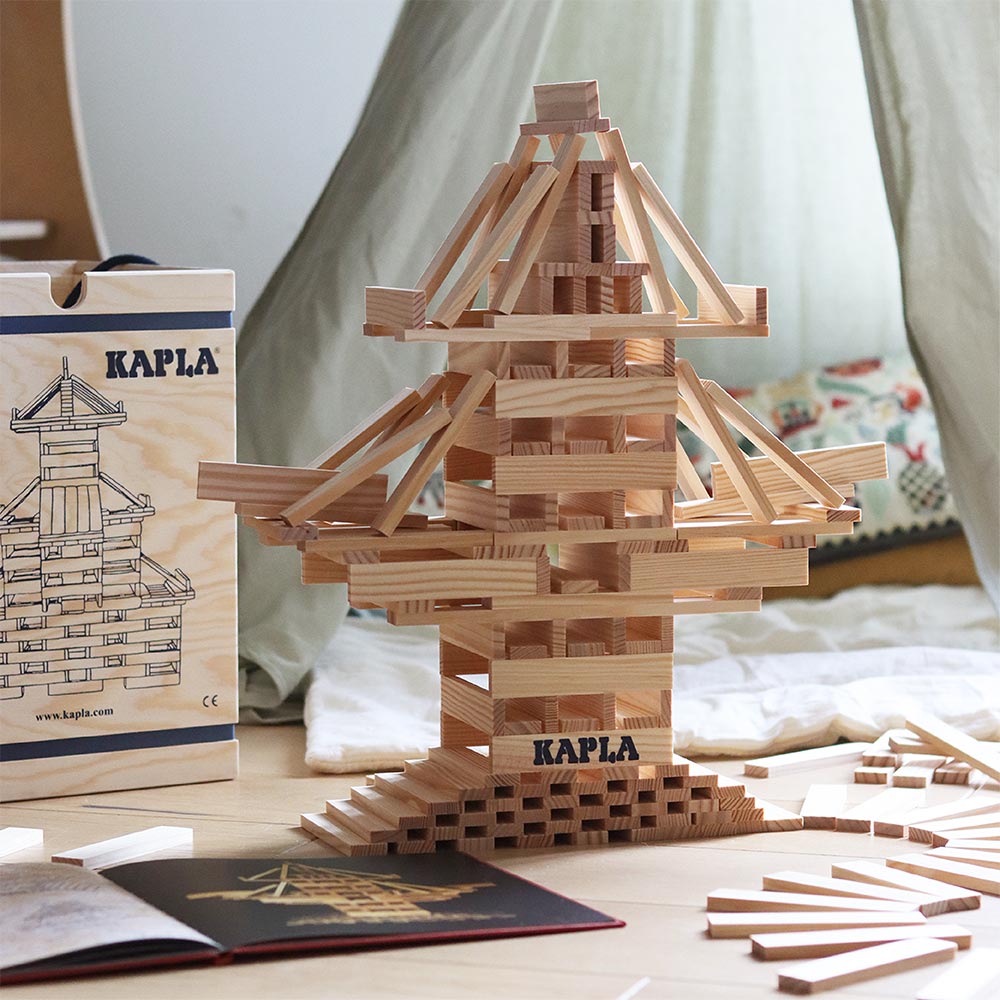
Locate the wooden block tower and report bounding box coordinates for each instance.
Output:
[199,81,887,854]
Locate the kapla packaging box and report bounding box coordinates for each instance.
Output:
[0,263,237,800]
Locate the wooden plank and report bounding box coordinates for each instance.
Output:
[707,889,917,913]
[494,452,675,494]
[445,482,508,531]
[596,128,686,317]
[906,712,1000,784]
[416,162,513,299]
[533,80,601,121]
[495,376,677,418]
[281,409,450,525]
[309,386,422,470]
[831,861,982,911]
[916,948,1000,1000]
[929,848,1000,869]
[761,871,946,915]
[910,812,1000,843]
[432,165,559,327]
[711,442,889,508]
[471,137,541,260]
[836,787,927,833]
[632,161,743,324]
[628,548,809,591]
[886,854,1000,895]
[364,287,426,330]
[934,828,1000,846]
[677,359,775,521]
[199,462,383,507]
[347,557,541,605]
[372,371,495,536]
[51,826,192,868]
[706,911,926,939]
[744,743,869,778]
[701,380,845,507]
[519,116,610,135]
[492,133,586,314]
[751,924,973,961]
[940,840,1000,853]
[800,784,851,830]
[363,374,449,455]
[676,442,710,501]
[491,652,671,698]
[490,727,671,772]
[776,938,956,995]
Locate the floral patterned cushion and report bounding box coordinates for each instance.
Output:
[679,353,960,560]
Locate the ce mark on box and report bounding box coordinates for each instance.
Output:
[202,694,220,708]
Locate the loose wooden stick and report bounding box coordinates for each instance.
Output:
[701,380,845,507]
[491,133,586,313]
[761,870,946,915]
[356,374,448,460]
[309,386,422,469]
[887,854,1000,895]
[471,135,540,257]
[831,860,981,911]
[52,827,192,869]
[372,371,496,536]
[282,409,450,525]
[632,161,743,324]
[596,128,687,317]
[777,938,956,995]
[675,439,710,500]
[677,359,776,522]
[432,165,559,327]
[906,712,1000,785]
[416,162,513,300]
[707,889,916,913]
[751,924,973,961]
[928,848,1000,870]
[706,911,926,939]
[744,743,869,778]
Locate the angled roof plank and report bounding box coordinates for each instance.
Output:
[596,128,688,319]
[359,374,449,459]
[416,162,513,301]
[676,358,776,522]
[701,379,846,508]
[676,439,711,501]
[431,164,559,328]
[472,134,541,258]
[491,133,586,314]
[633,162,745,325]
[372,370,496,536]
[309,386,422,470]
[282,408,451,525]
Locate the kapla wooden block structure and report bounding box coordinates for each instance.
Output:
[200,80,887,855]
[1,262,238,800]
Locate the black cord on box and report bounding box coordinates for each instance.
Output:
[62,254,160,308]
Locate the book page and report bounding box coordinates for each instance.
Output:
[0,863,219,973]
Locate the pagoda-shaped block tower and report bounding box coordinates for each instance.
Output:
[1,359,195,699]
[200,81,887,854]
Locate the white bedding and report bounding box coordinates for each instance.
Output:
[304,585,1000,774]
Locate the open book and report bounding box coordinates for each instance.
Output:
[1,854,622,984]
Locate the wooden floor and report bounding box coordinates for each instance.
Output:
[3,725,998,1000]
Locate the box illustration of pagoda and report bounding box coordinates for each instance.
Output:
[1,358,194,699]
[200,81,887,854]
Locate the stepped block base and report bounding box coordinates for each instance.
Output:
[301,749,801,856]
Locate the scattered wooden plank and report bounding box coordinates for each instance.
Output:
[761,870,947,916]
[707,889,916,913]
[855,766,894,784]
[799,784,850,830]
[706,911,925,939]
[0,826,42,857]
[776,938,956,995]
[830,860,981,912]
[916,948,1000,1000]
[744,743,869,778]
[940,839,1000,853]
[837,787,927,833]
[910,811,1000,844]
[906,713,1000,785]
[886,854,1000,896]
[533,80,601,122]
[52,826,192,869]
[928,848,1000,870]
[933,827,1000,847]
[751,924,972,961]
[894,755,948,788]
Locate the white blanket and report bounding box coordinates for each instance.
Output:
[304,585,1000,773]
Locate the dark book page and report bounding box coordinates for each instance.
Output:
[0,863,220,975]
[104,854,622,954]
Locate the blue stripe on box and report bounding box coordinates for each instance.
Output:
[0,724,235,762]
[0,311,233,335]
